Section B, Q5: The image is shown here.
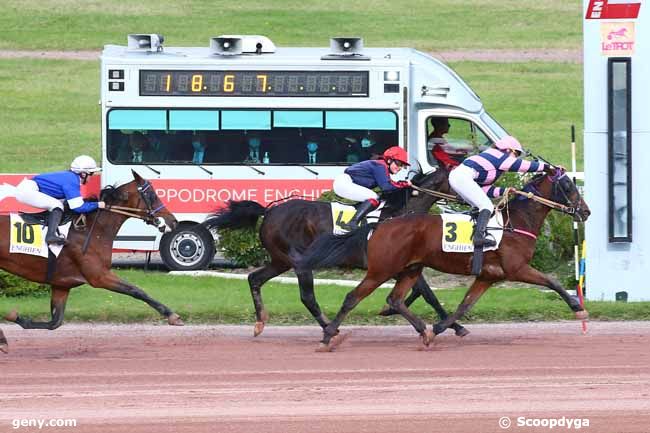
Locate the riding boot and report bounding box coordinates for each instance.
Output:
[472,209,496,248]
[340,200,378,231]
[45,208,67,245]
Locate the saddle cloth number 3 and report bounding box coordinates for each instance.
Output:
[443,220,473,246]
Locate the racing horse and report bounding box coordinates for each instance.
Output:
[202,166,469,337]
[301,168,591,350]
[0,171,182,353]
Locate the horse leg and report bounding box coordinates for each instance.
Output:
[385,267,435,346]
[319,275,387,351]
[379,275,469,337]
[511,265,587,318]
[413,276,469,337]
[5,286,70,330]
[248,262,290,336]
[0,327,8,353]
[87,272,183,325]
[295,267,330,330]
[432,278,493,335]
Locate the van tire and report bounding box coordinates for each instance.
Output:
[160,224,215,271]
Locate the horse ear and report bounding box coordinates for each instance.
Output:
[131,169,143,181]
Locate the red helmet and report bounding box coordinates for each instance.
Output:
[383,146,410,166]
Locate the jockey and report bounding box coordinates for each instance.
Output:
[448,136,548,248]
[333,146,411,230]
[15,155,106,245]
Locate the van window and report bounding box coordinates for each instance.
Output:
[106,109,398,165]
[425,116,492,168]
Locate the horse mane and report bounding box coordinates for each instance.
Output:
[99,185,122,203]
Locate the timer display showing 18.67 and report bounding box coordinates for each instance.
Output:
[139,70,369,97]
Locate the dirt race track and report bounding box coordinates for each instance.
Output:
[1,322,650,433]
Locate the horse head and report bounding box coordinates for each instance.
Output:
[100,170,178,233]
[523,168,591,222]
[412,166,450,194]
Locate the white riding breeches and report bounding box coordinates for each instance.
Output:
[15,178,64,211]
[448,164,494,212]
[333,173,379,202]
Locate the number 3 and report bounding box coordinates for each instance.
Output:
[445,222,457,242]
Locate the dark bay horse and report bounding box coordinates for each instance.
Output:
[203,167,468,337]
[301,169,591,350]
[0,171,182,353]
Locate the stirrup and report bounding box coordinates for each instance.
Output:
[340,221,359,231]
[46,236,67,246]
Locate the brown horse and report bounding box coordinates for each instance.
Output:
[301,169,591,350]
[203,167,468,338]
[0,170,182,353]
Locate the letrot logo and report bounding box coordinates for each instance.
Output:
[601,22,635,56]
[586,0,642,19]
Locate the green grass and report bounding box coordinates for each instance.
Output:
[0,0,581,51]
[0,59,100,172]
[0,59,583,172]
[1,270,648,324]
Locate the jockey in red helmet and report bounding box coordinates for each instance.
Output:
[333,146,412,230]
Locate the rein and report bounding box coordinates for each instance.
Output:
[509,188,576,215]
[410,184,458,202]
[104,204,163,221]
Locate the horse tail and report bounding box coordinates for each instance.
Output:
[201,200,266,231]
[299,225,373,269]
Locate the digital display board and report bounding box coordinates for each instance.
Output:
[140,70,369,97]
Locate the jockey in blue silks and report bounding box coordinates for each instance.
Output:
[14,155,105,245]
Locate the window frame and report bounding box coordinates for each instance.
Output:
[607,57,633,243]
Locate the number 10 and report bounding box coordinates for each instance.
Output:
[13,222,35,243]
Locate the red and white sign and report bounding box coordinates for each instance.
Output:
[586,0,642,20]
[153,179,333,213]
[600,22,636,55]
[1,174,332,214]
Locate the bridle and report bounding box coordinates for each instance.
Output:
[512,171,584,219]
[82,179,168,254]
[104,180,167,228]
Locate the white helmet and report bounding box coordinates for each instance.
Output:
[70,155,101,175]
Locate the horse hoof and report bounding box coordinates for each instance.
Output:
[421,329,435,347]
[4,310,18,322]
[575,310,589,320]
[455,327,470,338]
[315,343,334,353]
[167,313,184,326]
[377,304,397,316]
[253,321,265,337]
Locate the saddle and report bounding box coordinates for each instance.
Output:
[19,208,76,227]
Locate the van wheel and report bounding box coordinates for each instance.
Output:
[160,224,215,271]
